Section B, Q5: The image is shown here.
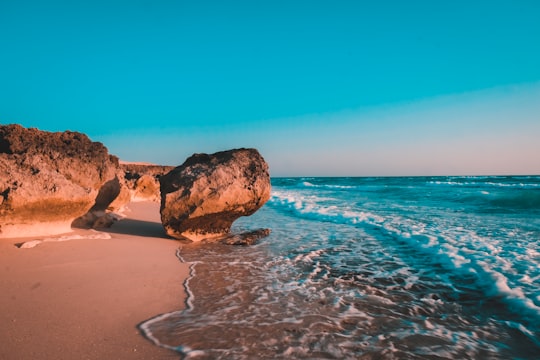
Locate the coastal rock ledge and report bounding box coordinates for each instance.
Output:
[159,148,271,241]
[0,124,117,237]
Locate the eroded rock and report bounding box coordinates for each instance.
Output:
[112,163,175,208]
[72,162,174,229]
[0,124,118,237]
[160,148,271,241]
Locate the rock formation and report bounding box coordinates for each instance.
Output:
[159,148,271,241]
[118,163,174,204]
[0,124,118,237]
[72,162,174,229]
[70,176,124,229]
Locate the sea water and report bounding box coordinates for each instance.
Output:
[142,176,540,359]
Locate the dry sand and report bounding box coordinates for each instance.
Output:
[0,202,188,360]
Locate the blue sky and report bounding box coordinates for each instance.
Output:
[1,0,539,176]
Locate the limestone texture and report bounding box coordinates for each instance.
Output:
[119,163,174,204]
[73,163,174,229]
[0,124,117,236]
[159,148,271,241]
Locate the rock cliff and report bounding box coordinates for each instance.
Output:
[0,124,118,237]
[159,148,271,241]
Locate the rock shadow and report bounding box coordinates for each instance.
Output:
[105,218,170,239]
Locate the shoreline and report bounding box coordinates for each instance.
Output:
[0,201,187,360]
[138,257,197,353]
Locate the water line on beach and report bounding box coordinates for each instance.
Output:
[138,247,199,355]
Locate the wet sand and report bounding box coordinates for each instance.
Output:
[0,202,187,360]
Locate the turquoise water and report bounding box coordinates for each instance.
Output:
[143,176,540,359]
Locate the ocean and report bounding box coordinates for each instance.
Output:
[142,176,540,359]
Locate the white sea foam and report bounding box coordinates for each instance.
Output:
[300,181,357,190]
[19,240,44,249]
[427,180,540,189]
[269,188,540,323]
[18,230,112,248]
[1,221,73,239]
[138,247,200,354]
[270,191,385,226]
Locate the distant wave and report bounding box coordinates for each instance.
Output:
[487,190,540,210]
[427,180,540,189]
[300,181,358,190]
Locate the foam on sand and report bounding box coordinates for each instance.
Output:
[0,220,73,239]
[18,230,112,248]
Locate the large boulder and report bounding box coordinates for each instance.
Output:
[0,124,118,237]
[160,148,271,241]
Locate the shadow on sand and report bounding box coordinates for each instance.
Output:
[106,217,271,245]
[105,218,170,239]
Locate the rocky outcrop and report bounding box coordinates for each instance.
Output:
[118,163,174,204]
[160,148,271,241]
[70,176,124,229]
[72,162,174,229]
[0,124,118,237]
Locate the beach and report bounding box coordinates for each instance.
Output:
[0,201,187,360]
[146,176,540,359]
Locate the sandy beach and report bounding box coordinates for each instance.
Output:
[0,201,187,360]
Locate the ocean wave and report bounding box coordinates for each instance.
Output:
[269,191,384,226]
[487,190,540,210]
[300,181,358,190]
[456,189,540,211]
[427,180,540,189]
[268,191,540,325]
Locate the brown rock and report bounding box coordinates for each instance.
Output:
[0,124,118,237]
[115,163,175,206]
[133,174,160,201]
[73,162,174,229]
[92,213,116,228]
[160,148,271,241]
[106,183,132,211]
[220,228,271,245]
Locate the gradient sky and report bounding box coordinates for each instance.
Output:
[1,0,539,176]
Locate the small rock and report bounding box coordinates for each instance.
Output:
[220,228,271,245]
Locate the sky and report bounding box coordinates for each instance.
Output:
[1,0,539,176]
